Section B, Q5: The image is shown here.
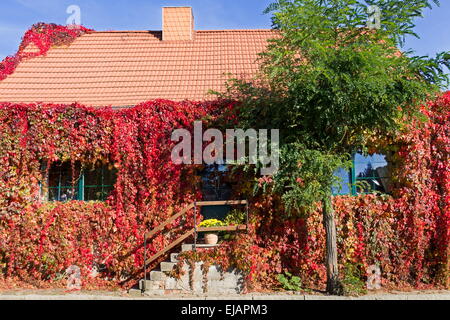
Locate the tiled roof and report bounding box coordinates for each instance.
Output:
[0,29,276,107]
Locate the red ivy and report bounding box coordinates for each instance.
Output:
[201,92,450,291]
[0,25,448,291]
[0,23,91,81]
[0,100,232,289]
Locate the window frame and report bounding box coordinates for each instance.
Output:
[46,162,82,202]
[352,152,390,195]
[45,162,115,202]
[333,152,390,196]
[83,165,116,201]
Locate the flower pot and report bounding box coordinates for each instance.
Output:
[204,233,218,245]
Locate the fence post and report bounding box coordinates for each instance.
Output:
[142,233,147,294]
[194,202,197,251]
[246,200,249,233]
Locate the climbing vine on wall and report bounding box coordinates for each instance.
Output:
[0,23,91,81]
[392,92,450,286]
[0,24,448,291]
[177,92,450,292]
[0,100,232,288]
[0,93,448,290]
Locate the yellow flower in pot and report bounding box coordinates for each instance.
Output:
[198,219,225,245]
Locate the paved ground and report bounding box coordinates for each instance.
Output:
[0,289,449,300]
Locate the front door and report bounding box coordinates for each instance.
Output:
[200,164,232,220]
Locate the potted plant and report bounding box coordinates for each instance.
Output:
[198,219,225,245]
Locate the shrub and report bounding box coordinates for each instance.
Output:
[277,272,302,292]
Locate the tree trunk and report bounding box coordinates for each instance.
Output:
[322,196,343,295]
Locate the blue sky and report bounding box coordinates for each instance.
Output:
[0,0,449,71]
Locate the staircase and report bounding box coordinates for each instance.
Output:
[138,243,244,295]
[135,200,248,296]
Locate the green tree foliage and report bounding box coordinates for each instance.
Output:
[273,144,350,215]
[223,0,449,214]
[220,0,449,294]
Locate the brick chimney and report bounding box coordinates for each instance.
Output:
[162,7,194,41]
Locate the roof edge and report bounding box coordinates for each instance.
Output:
[90,29,275,34]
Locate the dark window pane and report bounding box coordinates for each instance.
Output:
[48,188,59,202]
[48,162,71,188]
[48,169,60,188]
[48,187,79,202]
[83,164,116,201]
[84,166,102,186]
[200,165,231,201]
[200,165,232,219]
[59,187,79,201]
[85,186,113,201]
[102,166,117,186]
[48,162,81,201]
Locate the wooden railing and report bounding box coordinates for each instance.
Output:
[142,200,248,292]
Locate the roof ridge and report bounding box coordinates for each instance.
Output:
[91,30,160,33]
[196,29,274,32]
[89,29,274,34]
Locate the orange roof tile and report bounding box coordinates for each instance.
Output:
[0,29,276,107]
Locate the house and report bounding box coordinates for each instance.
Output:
[0,7,277,204]
[0,6,389,202]
[1,6,447,293]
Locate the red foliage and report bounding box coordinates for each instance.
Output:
[0,93,448,291]
[196,92,450,291]
[0,23,91,81]
[0,100,231,288]
[0,22,448,291]
[393,92,450,285]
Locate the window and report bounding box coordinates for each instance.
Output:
[332,152,391,196]
[200,164,231,201]
[331,167,352,195]
[200,164,232,220]
[353,153,390,194]
[83,165,116,201]
[46,162,116,202]
[48,162,80,201]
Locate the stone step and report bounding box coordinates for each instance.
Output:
[142,289,166,296]
[128,288,143,297]
[140,261,244,295]
[181,243,219,252]
[160,261,177,272]
[150,270,167,281]
[139,279,165,291]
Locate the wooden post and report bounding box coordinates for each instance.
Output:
[322,196,343,295]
